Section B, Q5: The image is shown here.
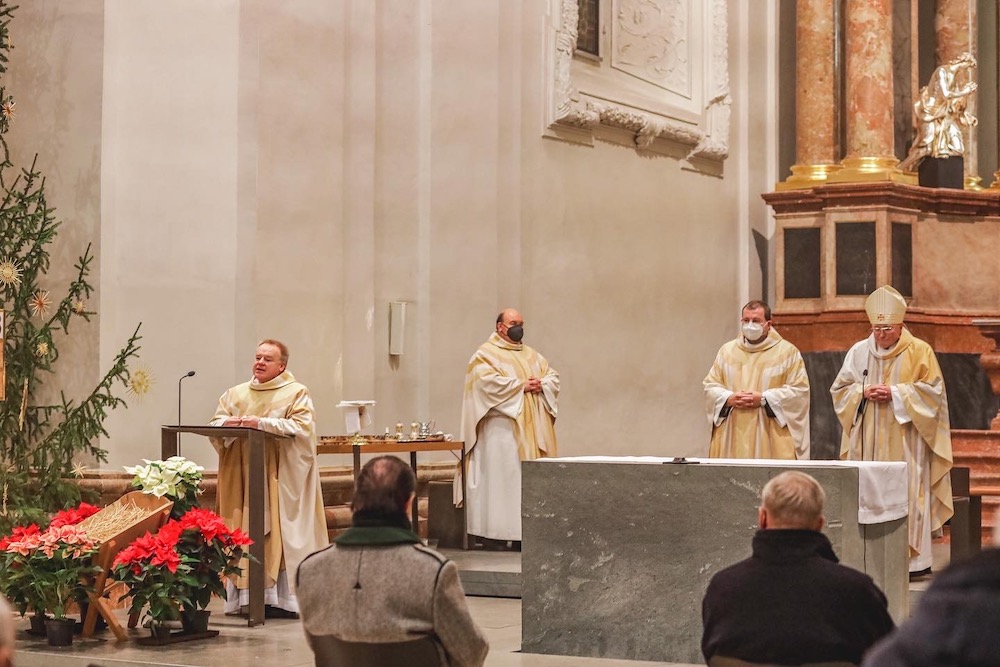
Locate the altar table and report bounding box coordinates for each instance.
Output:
[521,457,909,664]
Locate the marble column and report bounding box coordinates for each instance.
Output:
[829,0,905,182]
[936,0,981,189]
[778,0,841,190]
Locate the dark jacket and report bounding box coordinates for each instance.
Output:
[702,529,895,665]
[863,548,1000,667]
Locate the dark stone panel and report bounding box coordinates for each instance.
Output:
[803,351,847,460]
[835,222,876,295]
[802,351,997,458]
[891,223,912,297]
[784,228,821,299]
[939,353,998,430]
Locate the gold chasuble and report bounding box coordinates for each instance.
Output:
[831,329,953,568]
[453,333,558,520]
[703,329,811,459]
[210,371,328,592]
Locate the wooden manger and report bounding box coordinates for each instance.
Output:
[76,490,173,640]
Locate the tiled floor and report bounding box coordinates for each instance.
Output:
[12,543,951,667]
[13,596,692,667]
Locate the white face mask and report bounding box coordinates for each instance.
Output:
[742,322,765,341]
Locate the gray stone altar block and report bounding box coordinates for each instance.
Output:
[521,459,907,664]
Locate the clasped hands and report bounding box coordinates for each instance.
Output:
[223,415,261,428]
[863,384,892,404]
[726,391,763,409]
[523,377,543,394]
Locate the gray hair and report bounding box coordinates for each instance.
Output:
[761,471,825,528]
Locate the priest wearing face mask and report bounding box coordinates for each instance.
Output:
[454,308,559,550]
[831,285,953,577]
[703,300,811,459]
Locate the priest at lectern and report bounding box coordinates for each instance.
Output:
[210,338,328,617]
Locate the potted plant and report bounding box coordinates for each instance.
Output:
[0,523,46,633]
[111,528,194,638]
[172,508,252,633]
[110,508,252,638]
[0,501,101,635]
[124,456,204,519]
[1,524,100,645]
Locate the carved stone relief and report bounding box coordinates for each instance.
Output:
[544,0,730,170]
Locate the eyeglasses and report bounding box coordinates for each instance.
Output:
[872,326,897,333]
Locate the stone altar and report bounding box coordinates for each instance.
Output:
[521,457,908,664]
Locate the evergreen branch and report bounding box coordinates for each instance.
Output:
[38,323,142,473]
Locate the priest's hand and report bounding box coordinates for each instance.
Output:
[726,391,762,409]
[864,384,892,403]
[523,377,542,394]
[223,415,261,428]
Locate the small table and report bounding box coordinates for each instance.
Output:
[317,438,467,547]
[161,425,289,628]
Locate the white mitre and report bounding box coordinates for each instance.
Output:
[865,285,907,325]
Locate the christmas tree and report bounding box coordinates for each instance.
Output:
[0,0,143,532]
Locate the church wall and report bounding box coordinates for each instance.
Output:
[99,0,242,467]
[6,0,773,469]
[5,0,104,440]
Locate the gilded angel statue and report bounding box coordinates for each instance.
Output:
[899,52,978,171]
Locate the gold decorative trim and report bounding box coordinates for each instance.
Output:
[826,156,915,185]
[989,170,1000,190]
[775,163,844,191]
[965,175,984,191]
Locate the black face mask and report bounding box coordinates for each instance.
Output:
[506,325,524,342]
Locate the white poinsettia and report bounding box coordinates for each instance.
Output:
[124,456,204,517]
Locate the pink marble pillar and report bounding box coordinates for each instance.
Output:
[827,0,902,182]
[844,0,895,160]
[935,0,980,188]
[779,0,840,189]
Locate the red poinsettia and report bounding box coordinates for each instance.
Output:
[0,524,100,619]
[49,502,100,529]
[0,523,40,552]
[111,507,253,622]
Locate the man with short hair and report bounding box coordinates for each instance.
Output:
[210,338,328,616]
[831,285,954,576]
[702,471,894,665]
[703,300,811,459]
[298,456,489,667]
[455,308,559,549]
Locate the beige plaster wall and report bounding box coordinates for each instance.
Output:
[5,0,103,448]
[7,0,773,469]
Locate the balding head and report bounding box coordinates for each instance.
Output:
[351,455,416,520]
[758,471,826,532]
[496,308,525,344]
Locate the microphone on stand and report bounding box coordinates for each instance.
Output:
[855,369,869,423]
[856,369,868,458]
[177,371,196,455]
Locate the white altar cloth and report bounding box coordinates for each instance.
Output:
[541,457,908,524]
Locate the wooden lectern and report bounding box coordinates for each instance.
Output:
[161,425,290,627]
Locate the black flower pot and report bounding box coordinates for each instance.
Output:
[181,609,211,634]
[44,617,75,647]
[150,623,173,640]
[27,612,49,636]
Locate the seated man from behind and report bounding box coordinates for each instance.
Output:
[702,471,894,666]
[297,455,488,667]
[862,545,1000,666]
